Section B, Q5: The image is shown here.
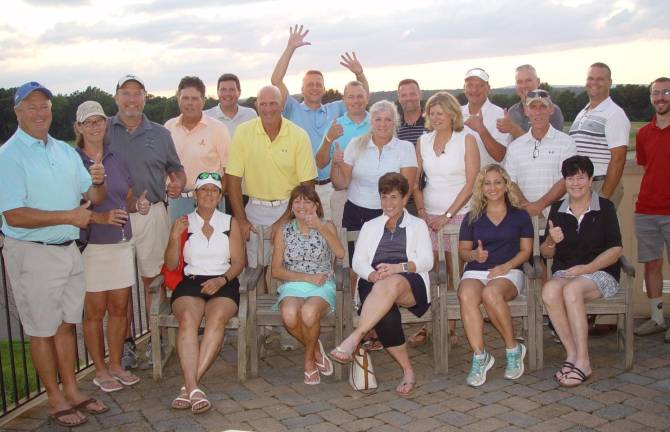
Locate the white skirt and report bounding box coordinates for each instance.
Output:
[82,242,135,292]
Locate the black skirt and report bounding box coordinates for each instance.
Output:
[171,274,240,306]
[357,272,429,318]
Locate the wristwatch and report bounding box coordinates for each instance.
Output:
[401,262,409,272]
[445,212,453,220]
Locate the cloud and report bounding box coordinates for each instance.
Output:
[22,0,90,5]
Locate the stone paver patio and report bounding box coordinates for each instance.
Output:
[3,319,670,432]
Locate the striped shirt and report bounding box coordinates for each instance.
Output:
[397,115,427,146]
[568,97,630,177]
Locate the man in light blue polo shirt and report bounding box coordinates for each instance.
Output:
[315,81,370,226]
[271,24,369,219]
[0,82,108,426]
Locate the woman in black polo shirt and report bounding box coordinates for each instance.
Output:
[540,155,622,388]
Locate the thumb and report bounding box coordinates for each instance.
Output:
[477,240,483,250]
[335,142,341,152]
[140,189,148,201]
[503,108,508,117]
[168,172,177,182]
[81,200,91,209]
[94,152,103,164]
[548,220,554,229]
[331,119,337,127]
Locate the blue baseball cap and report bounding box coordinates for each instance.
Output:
[14,82,53,106]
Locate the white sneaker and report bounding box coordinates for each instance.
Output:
[634,318,667,336]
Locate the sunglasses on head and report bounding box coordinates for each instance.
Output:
[526,90,550,99]
[197,172,221,181]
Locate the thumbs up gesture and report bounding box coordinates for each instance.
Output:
[89,152,106,185]
[71,200,93,228]
[166,172,184,199]
[496,108,514,133]
[327,119,344,143]
[547,220,564,244]
[473,240,489,263]
[332,142,344,166]
[136,189,150,215]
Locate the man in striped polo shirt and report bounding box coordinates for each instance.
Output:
[569,63,630,208]
[397,79,427,145]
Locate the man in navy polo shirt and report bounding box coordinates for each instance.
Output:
[0,82,108,426]
[271,24,369,219]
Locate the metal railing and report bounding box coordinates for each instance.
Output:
[0,236,149,418]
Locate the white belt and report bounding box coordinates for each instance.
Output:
[249,198,288,208]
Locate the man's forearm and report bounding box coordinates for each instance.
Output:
[4,207,75,229]
[479,128,506,162]
[537,179,566,208]
[225,175,247,221]
[357,72,370,94]
[601,151,626,198]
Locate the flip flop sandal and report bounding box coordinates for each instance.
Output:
[559,366,591,388]
[315,340,334,376]
[189,388,212,414]
[361,339,384,351]
[329,346,354,364]
[395,381,417,397]
[112,371,141,386]
[92,377,123,393]
[554,361,575,381]
[171,386,191,410]
[73,397,109,415]
[304,369,321,385]
[49,408,87,428]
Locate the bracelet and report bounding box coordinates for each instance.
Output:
[92,181,105,186]
[325,136,332,144]
[545,243,555,249]
[220,274,229,286]
[135,200,140,212]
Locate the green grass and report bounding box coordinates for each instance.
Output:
[563,121,644,150]
[0,340,39,407]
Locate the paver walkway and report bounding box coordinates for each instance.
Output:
[3,320,670,431]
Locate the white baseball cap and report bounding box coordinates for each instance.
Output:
[464,68,490,83]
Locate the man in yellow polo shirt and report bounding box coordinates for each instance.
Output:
[226,85,316,268]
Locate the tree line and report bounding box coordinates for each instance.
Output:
[0,83,654,144]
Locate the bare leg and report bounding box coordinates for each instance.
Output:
[386,343,416,393]
[458,279,485,353]
[172,297,206,394]
[83,291,110,378]
[300,297,329,373]
[644,260,663,299]
[542,278,578,363]
[280,297,307,343]
[107,288,134,377]
[481,279,518,349]
[196,298,238,382]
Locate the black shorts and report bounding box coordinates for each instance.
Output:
[342,200,383,265]
[357,272,429,318]
[171,274,240,307]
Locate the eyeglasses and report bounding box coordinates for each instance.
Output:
[526,90,550,99]
[197,172,221,181]
[81,118,106,128]
[651,89,670,97]
[533,139,541,159]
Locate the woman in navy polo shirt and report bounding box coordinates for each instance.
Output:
[75,101,148,395]
[541,155,622,388]
[458,164,533,387]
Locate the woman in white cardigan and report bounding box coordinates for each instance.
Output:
[330,173,433,396]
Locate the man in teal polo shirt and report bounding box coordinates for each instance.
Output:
[315,80,370,227]
[0,82,108,427]
[271,24,369,219]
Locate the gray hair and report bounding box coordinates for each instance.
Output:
[256,85,282,100]
[369,100,399,130]
[515,64,538,78]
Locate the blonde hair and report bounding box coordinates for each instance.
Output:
[424,91,464,132]
[468,164,519,223]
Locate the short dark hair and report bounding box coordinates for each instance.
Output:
[561,155,594,179]
[651,77,670,87]
[397,78,420,90]
[217,73,241,92]
[177,76,206,98]
[378,172,409,197]
[590,62,612,78]
[287,184,324,219]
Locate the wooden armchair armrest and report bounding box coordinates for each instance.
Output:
[149,275,165,317]
[334,258,344,292]
[620,256,635,278]
[531,255,545,279]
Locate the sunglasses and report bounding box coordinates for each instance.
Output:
[533,139,541,159]
[526,90,550,99]
[197,172,221,181]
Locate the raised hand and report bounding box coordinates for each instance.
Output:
[170,215,189,240]
[89,152,105,185]
[326,119,344,143]
[136,190,150,215]
[166,172,183,199]
[304,207,323,231]
[287,24,311,50]
[71,200,92,228]
[547,220,564,244]
[496,108,514,134]
[340,52,363,75]
[473,240,489,263]
[332,143,344,166]
[464,111,485,133]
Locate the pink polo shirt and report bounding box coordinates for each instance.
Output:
[165,114,230,189]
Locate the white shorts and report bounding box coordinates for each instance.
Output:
[245,201,287,268]
[129,202,169,278]
[315,182,334,221]
[462,269,525,296]
[82,242,135,292]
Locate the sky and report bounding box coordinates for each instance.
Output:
[1,0,669,98]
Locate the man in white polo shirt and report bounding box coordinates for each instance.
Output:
[569,62,630,208]
[505,90,577,217]
[204,73,257,137]
[461,68,512,167]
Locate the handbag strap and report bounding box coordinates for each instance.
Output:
[351,346,378,394]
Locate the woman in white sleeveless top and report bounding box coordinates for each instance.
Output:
[411,91,479,346]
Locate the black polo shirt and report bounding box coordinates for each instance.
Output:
[546,193,622,281]
[397,116,426,146]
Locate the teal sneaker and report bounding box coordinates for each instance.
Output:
[466,351,495,387]
[504,343,526,380]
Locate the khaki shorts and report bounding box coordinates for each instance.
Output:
[82,242,135,292]
[130,202,169,278]
[245,201,287,267]
[315,182,334,221]
[330,189,347,228]
[592,179,623,209]
[2,237,86,337]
